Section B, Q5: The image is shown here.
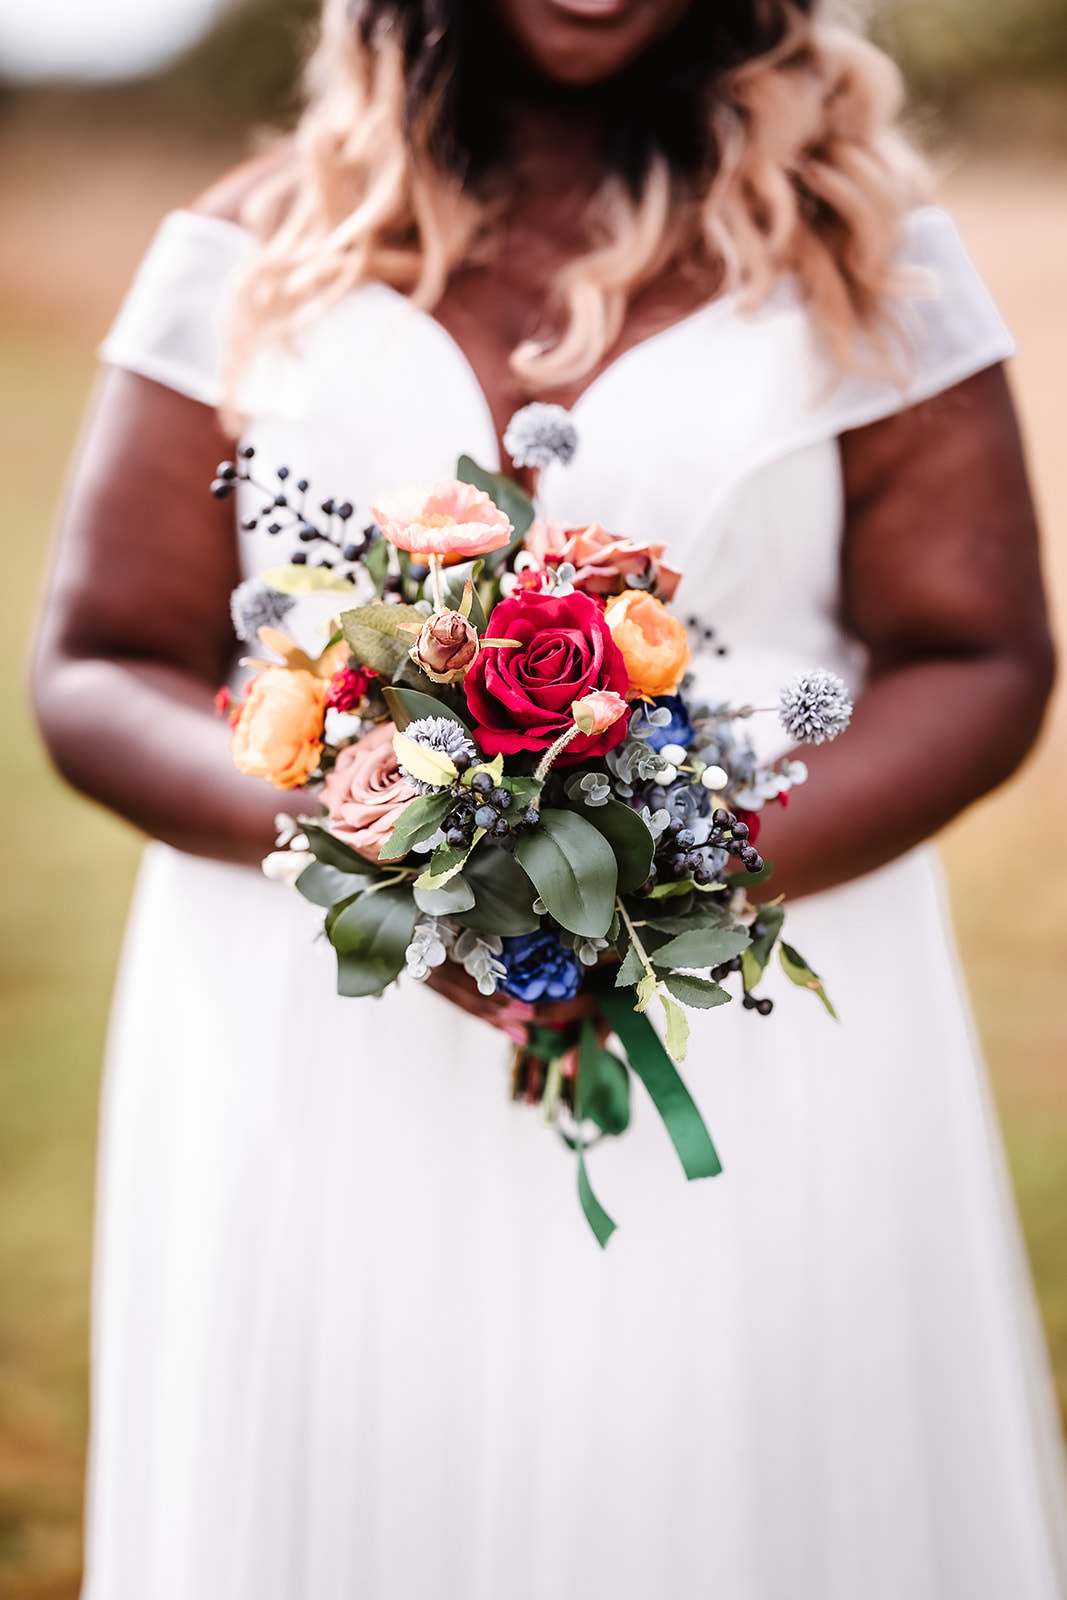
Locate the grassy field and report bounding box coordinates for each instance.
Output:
[1,129,1065,1597]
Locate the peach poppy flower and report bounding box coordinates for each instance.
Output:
[370,479,513,559]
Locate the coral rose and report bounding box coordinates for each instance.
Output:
[371,478,513,559]
[464,588,629,763]
[321,721,418,861]
[524,520,681,602]
[232,667,328,790]
[604,591,690,699]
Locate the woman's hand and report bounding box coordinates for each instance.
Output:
[423,961,601,1043]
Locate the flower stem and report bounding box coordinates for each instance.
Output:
[428,554,446,613]
[615,896,658,986]
[534,723,582,783]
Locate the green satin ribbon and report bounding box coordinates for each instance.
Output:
[575,1022,618,1248]
[598,989,723,1182]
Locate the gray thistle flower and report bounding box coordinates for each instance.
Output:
[230,577,296,643]
[502,403,578,470]
[399,715,478,793]
[778,670,853,745]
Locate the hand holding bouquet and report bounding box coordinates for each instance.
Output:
[215,406,852,1242]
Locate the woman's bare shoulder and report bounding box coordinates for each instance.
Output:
[188,143,293,225]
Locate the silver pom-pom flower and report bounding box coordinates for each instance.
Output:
[778,670,853,745]
[230,577,296,643]
[399,715,478,793]
[502,403,578,470]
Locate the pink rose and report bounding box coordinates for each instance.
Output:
[321,721,417,861]
[371,479,513,559]
[524,520,681,602]
[571,690,629,736]
[413,609,480,683]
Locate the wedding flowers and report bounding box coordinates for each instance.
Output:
[524,520,681,601]
[571,690,629,737]
[497,928,584,1004]
[231,667,329,789]
[778,670,853,745]
[604,591,691,698]
[370,478,513,559]
[464,588,629,763]
[412,609,480,683]
[321,720,417,859]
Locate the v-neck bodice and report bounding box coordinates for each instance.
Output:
[101,204,1014,751]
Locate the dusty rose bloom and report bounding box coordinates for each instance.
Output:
[321,721,417,861]
[571,690,630,736]
[413,609,480,683]
[525,520,681,603]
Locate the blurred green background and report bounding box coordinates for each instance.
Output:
[1,1,1066,1594]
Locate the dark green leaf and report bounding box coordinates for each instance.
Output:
[644,904,735,935]
[579,798,655,894]
[377,791,451,862]
[440,559,488,631]
[325,891,362,940]
[741,903,786,988]
[329,886,418,997]
[456,455,534,569]
[415,830,480,889]
[664,973,732,1009]
[363,533,390,590]
[502,776,543,813]
[454,841,541,935]
[302,821,379,876]
[413,874,476,915]
[382,685,472,733]
[295,859,366,909]
[651,926,751,970]
[341,602,424,677]
[514,808,617,937]
[779,941,838,1019]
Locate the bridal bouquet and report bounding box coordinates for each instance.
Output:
[214,405,851,1242]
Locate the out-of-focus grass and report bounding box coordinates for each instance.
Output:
[0,142,1064,1599]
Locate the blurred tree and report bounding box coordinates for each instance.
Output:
[875,0,1067,94]
[154,0,320,130]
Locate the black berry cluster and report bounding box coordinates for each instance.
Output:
[637,806,764,894]
[211,448,379,576]
[443,764,540,850]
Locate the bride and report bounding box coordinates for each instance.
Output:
[33,1,1067,1595]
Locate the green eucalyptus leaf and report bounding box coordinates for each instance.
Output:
[453,841,541,936]
[664,973,732,1010]
[779,941,838,1019]
[377,791,452,862]
[651,926,751,971]
[382,685,472,733]
[579,798,655,894]
[514,808,617,938]
[330,885,418,996]
[295,859,367,909]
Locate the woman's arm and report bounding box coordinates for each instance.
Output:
[753,362,1055,900]
[33,367,295,864]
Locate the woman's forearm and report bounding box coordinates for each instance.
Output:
[752,646,1054,902]
[35,656,302,864]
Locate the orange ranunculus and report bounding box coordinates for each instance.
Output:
[603,591,690,699]
[371,479,513,559]
[231,666,329,789]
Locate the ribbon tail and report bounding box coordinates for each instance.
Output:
[598,989,722,1182]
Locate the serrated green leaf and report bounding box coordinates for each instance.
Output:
[382,685,472,733]
[615,942,647,988]
[579,797,655,894]
[779,941,838,1019]
[341,602,425,676]
[513,808,617,938]
[634,972,658,1011]
[377,791,451,862]
[329,885,417,996]
[415,828,484,890]
[392,730,457,787]
[651,926,751,971]
[645,905,735,935]
[664,973,732,1010]
[660,993,690,1062]
[744,903,786,984]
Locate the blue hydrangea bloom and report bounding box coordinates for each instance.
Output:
[644,694,694,752]
[498,928,584,1004]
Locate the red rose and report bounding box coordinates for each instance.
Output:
[464,589,630,763]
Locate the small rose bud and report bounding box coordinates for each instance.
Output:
[570,689,629,737]
[412,609,480,683]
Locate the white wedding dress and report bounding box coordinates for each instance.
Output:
[84,205,1067,1599]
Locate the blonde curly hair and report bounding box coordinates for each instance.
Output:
[226,0,927,411]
